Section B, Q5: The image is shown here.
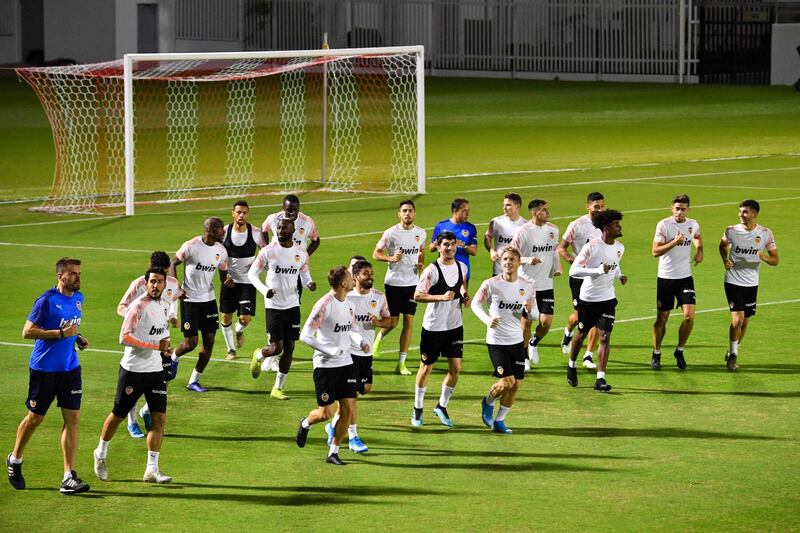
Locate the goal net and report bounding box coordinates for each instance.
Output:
[17,46,425,215]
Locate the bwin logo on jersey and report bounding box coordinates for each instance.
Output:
[355,313,372,323]
[529,244,554,253]
[499,301,523,311]
[195,263,217,272]
[734,246,759,255]
[276,266,299,274]
[333,323,352,333]
[149,325,166,335]
[498,235,513,244]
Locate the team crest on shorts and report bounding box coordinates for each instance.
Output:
[578,322,584,329]
[656,300,662,308]
[76,301,82,310]
[729,301,734,309]
[497,366,504,375]
[184,322,191,330]
[125,386,134,395]
[28,399,36,408]
[321,393,329,402]
[421,354,428,361]
[573,299,578,307]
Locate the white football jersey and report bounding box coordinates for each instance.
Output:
[119,293,171,373]
[562,214,602,260]
[247,242,311,310]
[722,224,776,287]
[570,237,625,302]
[510,221,561,290]
[472,275,537,345]
[654,217,701,280]
[117,274,180,320]
[346,289,390,356]
[486,215,527,275]
[416,260,468,332]
[262,211,319,250]
[376,224,427,287]
[303,292,360,369]
[175,236,228,303]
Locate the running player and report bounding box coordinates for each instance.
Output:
[8,257,90,494]
[262,194,320,300]
[220,200,266,361]
[372,200,426,375]
[93,267,173,485]
[719,200,779,371]
[557,192,605,369]
[430,198,478,284]
[169,217,233,392]
[472,247,537,434]
[485,193,527,276]
[651,194,703,370]
[117,251,181,438]
[295,267,369,466]
[324,260,391,453]
[248,218,316,399]
[567,210,627,392]
[510,199,561,367]
[412,231,471,428]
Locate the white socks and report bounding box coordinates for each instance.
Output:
[568,359,577,368]
[329,444,339,455]
[597,371,606,379]
[234,321,247,335]
[348,424,358,440]
[301,418,311,429]
[584,350,594,360]
[414,386,426,409]
[189,370,201,385]
[485,391,496,406]
[96,438,109,459]
[730,340,739,354]
[127,402,138,425]
[399,352,408,364]
[439,384,455,407]
[496,405,511,422]
[274,372,287,390]
[220,323,235,352]
[147,450,159,470]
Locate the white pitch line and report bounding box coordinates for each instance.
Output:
[3,299,797,359]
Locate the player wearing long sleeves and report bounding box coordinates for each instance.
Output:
[567,210,627,392]
[472,247,537,434]
[295,267,368,466]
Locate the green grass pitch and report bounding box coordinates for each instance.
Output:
[0,75,799,531]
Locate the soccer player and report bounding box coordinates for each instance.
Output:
[430,198,478,284]
[324,260,391,453]
[557,192,605,369]
[567,210,627,392]
[7,257,90,494]
[262,193,320,300]
[412,231,471,428]
[117,251,181,438]
[471,247,537,434]
[169,217,233,392]
[485,193,527,276]
[248,218,316,400]
[719,199,779,371]
[93,267,174,484]
[510,199,561,367]
[651,194,704,370]
[295,267,369,466]
[372,199,426,375]
[220,200,266,361]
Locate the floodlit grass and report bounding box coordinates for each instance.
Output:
[0,75,799,531]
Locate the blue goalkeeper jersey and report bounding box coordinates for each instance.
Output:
[432,219,478,279]
[27,288,83,372]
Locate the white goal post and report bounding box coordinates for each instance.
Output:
[18,46,426,215]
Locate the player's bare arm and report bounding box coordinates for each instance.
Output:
[372,246,401,263]
[557,239,574,263]
[652,232,685,257]
[693,234,704,265]
[719,239,733,269]
[759,247,779,266]
[219,269,234,288]
[307,237,321,256]
[23,320,78,340]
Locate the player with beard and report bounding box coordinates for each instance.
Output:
[169,218,233,392]
[567,210,627,392]
[248,218,316,399]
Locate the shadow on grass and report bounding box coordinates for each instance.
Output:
[203,386,316,397]
[617,387,800,398]
[85,489,388,505]
[371,445,634,461]
[350,457,612,472]
[165,433,294,443]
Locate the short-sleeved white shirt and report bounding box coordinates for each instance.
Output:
[175,236,228,303]
[248,242,310,310]
[562,214,602,259]
[473,275,537,345]
[117,275,180,319]
[486,215,527,275]
[653,217,700,280]
[376,224,427,287]
[570,237,625,302]
[416,260,468,332]
[304,292,358,369]
[510,221,561,291]
[346,289,390,356]
[119,294,171,373]
[721,224,776,287]
[262,211,319,251]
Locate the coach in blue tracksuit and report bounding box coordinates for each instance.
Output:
[6,257,91,494]
[430,198,478,285]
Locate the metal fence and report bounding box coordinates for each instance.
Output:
[176,0,699,82]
